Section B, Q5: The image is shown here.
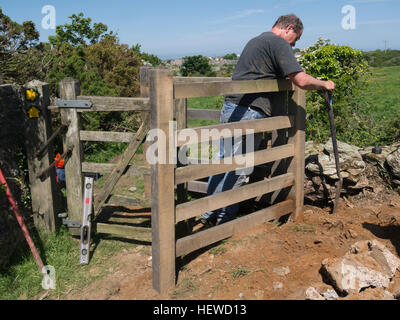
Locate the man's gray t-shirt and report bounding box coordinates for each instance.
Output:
[225,32,303,116]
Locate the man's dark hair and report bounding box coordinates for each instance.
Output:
[273,14,303,34]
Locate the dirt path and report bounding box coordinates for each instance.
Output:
[62,188,400,300]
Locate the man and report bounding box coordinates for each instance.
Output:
[200,14,335,227]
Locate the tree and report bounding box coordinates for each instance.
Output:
[0,8,41,83]
[223,53,238,60]
[48,12,112,47]
[181,55,216,77]
[45,13,142,97]
[131,43,164,67]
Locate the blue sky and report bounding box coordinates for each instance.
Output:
[1,0,400,59]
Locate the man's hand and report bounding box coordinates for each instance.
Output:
[324,80,335,91]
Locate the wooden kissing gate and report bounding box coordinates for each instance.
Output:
[36,66,305,294]
[148,68,306,294]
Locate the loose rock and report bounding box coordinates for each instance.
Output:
[305,287,325,300]
[320,240,400,295]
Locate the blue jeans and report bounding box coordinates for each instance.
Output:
[201,102,268,224]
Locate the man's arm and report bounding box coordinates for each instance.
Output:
[288,71,335,91]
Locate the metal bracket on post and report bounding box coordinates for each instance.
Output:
[79,175,94,265]
[58,213,81,228]
[55,98,92,109]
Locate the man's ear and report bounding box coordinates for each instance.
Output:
[286,24,295,33]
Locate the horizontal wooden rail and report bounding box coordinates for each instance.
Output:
[80,130,135,143]
[175,144,295,185]
[36,124,68,158]
[187,109,220,121]
[177,115,294,148]
[176,199,294,257]
[95,222,151,240]
[187,181,208,194]
[174,78,294,99]
[82,162,150,176]
[175,172,294,223]
[76,96,150,112]
[174,77,230,84]
[186,157,212,165]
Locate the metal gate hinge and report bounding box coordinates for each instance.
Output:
[55,98,92,109]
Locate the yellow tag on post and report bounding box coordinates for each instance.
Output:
[28,106,40,118]
[26,88,38,101]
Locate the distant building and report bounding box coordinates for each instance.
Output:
[170,59,184,67]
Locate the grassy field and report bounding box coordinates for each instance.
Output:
[353,66,400,146]
[361,66,400,114]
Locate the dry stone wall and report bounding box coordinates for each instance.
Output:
[0,84,29,268]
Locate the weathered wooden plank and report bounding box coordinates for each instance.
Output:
[106,215,150,225]
[187,109,220,121]
[150,68,176,294]
[287,88,306,221]
[176,115,294,147]
[95,222,151,239]
[59,78,84,236]
[23,80,60,232]
[80,130,135,143]
[140,66,152,198]
[82,162,150,176]
[36,124,68,158]
[176,172,294,223]
[93,116,150,217]
[175,199,294,257]
[76,96,150,112]
[175,97,191,238]
[187,181,208,194]
[107,195,151,208]
[174,78,294,99]
[174,77,230,84]
[186,157,211,165]
[175,144,295,185]
[140,66,152,97]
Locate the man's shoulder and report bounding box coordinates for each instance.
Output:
[251,32,291,48]
[255,32,287,42]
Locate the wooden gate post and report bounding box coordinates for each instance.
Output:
[174,97,189,237]
[24,80,60,232]
[288,87,306,221]
[149,68,176,294]
[140,66,152,198]
[59,78,83,236]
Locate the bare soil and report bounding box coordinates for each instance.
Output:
[63,185,400,300]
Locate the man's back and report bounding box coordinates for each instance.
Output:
[225,31,302,116]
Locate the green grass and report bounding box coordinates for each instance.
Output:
[290,223,315,233]
[187,95,224,110]
[353,66,400,146]
[231,266,252,279]
[360,66,400,115]
[187,96,222,129]
[0,227,140,300]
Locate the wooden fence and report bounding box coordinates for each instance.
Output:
[57,77,152,237]
[148,68,306,293]
[35,66,305,294]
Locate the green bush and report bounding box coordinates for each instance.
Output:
[299,38,373,146]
